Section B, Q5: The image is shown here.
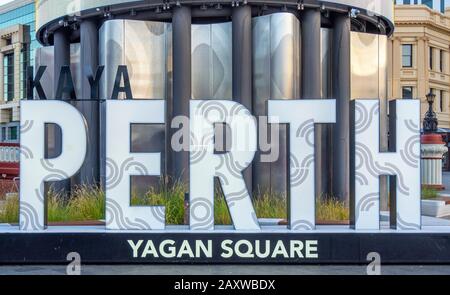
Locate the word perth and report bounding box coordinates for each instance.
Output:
[127,239,319,259]
[20,65,422,232]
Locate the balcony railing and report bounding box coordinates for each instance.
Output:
[0,143,20,179]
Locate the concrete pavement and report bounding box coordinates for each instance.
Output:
[0,264,450,275]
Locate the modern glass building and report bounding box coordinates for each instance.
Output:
[394,0,450,13]
[0,0,39,143]
[0,0,38,67]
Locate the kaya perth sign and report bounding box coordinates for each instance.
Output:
[21,65,421,232]
[13,65,423,262]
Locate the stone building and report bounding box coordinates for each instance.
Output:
[388,3,450,170]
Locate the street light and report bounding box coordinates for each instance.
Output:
[423,91,438,133]
[426,92,435,105]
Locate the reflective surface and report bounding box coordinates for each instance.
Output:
[192,23,232,100]
[350,32,388,101]
[321,29,332,99]
[252,13,301,194]
[99,20,171,100]
[34,44,81,99]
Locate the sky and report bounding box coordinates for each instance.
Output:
[0,0,13,6]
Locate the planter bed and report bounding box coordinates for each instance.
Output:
[422,198,450,218]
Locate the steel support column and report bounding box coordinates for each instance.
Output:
[54,29,71,95]
[71,19,99,187]
[171,6,191,186]
[50,28,71,195]
[302,9,328,199]
[332,14,351,203]
[232,5,253,193]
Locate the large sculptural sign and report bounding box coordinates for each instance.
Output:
[19,97,421,232]
[0,65,434,264]
[4,0,448,266]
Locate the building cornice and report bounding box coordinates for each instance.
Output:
[395,5,450,35]
[0,0,34,15]
[396,20,450,37]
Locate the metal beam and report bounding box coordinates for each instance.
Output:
[302,9,328,199]
[50,27,71,195]
[332,14,351,204]
[71,19,100,188]
[171,6,191,186]
[232,5,253,193]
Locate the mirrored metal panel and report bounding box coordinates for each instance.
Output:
[350,32,388,102]
[321,28,332,99]
[34,44,81,99]
[252,12,301,194]
[192,23,232,100]
[99,20,172,100]
[351,32,380,100]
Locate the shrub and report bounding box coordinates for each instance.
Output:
[0,184,350,224]
[422,187,438,200]
[0,194,19,223]
[316,197,349,222]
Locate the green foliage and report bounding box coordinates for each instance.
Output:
[0,195,19,223]
[213,193,232,225]
[253,191,288,221]
[316,197,349,222]
[0,186,105,224]
[0,183,350,224]
[131,180,186,225]
[422,186,438,200]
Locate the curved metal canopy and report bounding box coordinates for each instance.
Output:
[35,0,394,45]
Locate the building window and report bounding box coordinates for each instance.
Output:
[440,50,444,72]
[395,0,416,4]
[430,47,434,70]
[402,44,413,67]
[20,46,29,99]
[8,126,18,141]
[402,86,414,99]
[1,127,6,142]
[3,54,14,101]
[440,90,445,112]
[423,0,434,9]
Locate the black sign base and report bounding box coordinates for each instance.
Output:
[1,229,450,264]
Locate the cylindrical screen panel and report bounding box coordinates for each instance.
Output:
[252,13,301,194]
[192,23,232,100]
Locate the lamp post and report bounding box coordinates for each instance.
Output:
[423,92,438,133]
[421,92,447,190]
